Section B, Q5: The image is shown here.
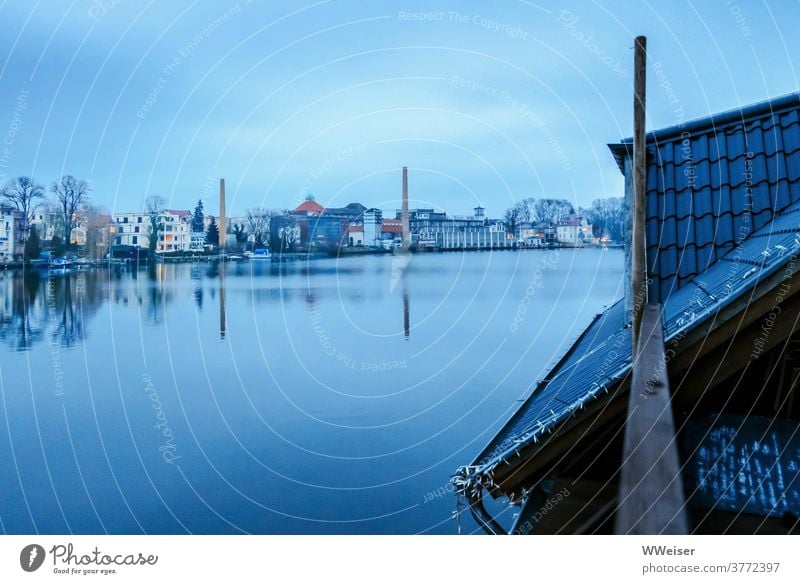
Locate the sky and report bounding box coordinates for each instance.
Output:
[0,0,798,217]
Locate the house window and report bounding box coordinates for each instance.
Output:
[138,217,142,223]
[123,217,128,223]
[134,226,140,233]
[132,236,138,245]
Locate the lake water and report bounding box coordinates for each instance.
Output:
[0,249,623,534]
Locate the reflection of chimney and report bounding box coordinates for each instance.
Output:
[401,167,410,249]
[219,178,227,248]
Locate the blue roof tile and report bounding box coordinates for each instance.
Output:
[471,93,800,473]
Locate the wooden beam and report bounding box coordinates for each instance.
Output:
[615,304,688,534]
[631,35,648,353]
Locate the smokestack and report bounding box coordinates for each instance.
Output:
[401,166,410,250]
[219,178,227,249]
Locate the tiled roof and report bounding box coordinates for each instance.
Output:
[609,91,800,303]
[294,199,324,214]
[472,198,800,471]
[382,220,403,234]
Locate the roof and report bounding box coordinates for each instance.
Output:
[348,225,364,232]
[608,91,800,303]
[382,220,403,234]
[294,199,325,214]
[324,202,366,217]
[472,197,800,472]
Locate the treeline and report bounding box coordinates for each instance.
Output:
[502,196,626,242]
[1,175,93,258]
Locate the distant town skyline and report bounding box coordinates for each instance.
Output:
[1,2,798,215]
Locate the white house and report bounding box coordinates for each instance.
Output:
[0,205,25,262]
[112,209,191,252]
[556,214,592,248]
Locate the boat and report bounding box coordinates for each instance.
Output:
[246,249,272,260]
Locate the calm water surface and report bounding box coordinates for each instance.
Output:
[0,249,623,534]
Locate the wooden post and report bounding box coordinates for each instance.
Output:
[615,304,688,534]
[631,35,647,355]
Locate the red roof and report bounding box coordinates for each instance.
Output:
[167,209,191,217]
[381,220,403,234]
[348,225,364,233]
[294,199,324,214]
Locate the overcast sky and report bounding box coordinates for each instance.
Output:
[0,0,798,217]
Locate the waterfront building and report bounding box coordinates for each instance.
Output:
[401,206,513,250]
[347,225,364,246]
[112,209,191,252]
[363,208,382,246]
[556,214,593,247]
[0,205,25,262]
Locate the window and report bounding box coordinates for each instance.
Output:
[134,226,140,233]
[138,217,142,223]
[132,236,138,245]
[123,217,128,223]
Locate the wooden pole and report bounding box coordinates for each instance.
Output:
[631,35,647,355]
[615,305,688,534]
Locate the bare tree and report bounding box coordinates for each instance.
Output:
[503,205,520,236]
[2,176,45,237]
[144,195,166,253]
[531,198,574,225]
[52,175,90,247]
[247,207,277,248]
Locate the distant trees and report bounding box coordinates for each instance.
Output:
[232,223,248,246]
[585,197,626,242]
[503,206,520,235]
[530,198,575,225]
[50,235,65,257]
[191,199,204,232]
[205,216,219,246]
[24,228,41,259]
[502,197,575,235]
[52,175,90,247]
[246,207,275,249]
[2,176,45,233]
[144,195,166,253]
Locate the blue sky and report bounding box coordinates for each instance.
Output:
[0,0,798,217]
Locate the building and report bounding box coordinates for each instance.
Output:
[112,209,191,252]
[0,205,25,262]
[402,206,513,250]
[288,195,367,249]
[363,208,382,247]
[347,225,364,246]
[556,214,592,247]
[454,91,800,535]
